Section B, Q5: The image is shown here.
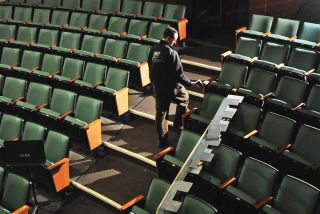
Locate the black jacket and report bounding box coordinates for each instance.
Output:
[148,40,192,87]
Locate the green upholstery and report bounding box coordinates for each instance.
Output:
[75,63,106,86]
[283,124,320,168]
[106,16,128,34]
[54,58,84,81]
[70,96,102,123]
[197,92,225,120]
[225,158,278,205]
[102,39,127,58]
[248,14,273,33]
[13,7,32,22]
[141,2,164,18]
[97,67,129,92]
[298,84,320,115]
[26,0,42,5]
[0,77,26,102]
[88,14,108,31]
[32,8,50,24]
[0,6,13,21]
[36,29,59,47]
[234,37,261,58]
[132,178,170,214]
[1,173,30,212]
[42,0,61,7]
[262,175,320,214]
[16,26,37,43]
[22,122,46,141]
[122,43,150,63]
[57,32,81,50]
[19,50,42,70]
[286,48,319,72]
[45,131,69,164]
[0,114,23,143]
[76,35,104,54]
[179,195,217,214]
[36,54,62,75]
[81,0,101,11]
[272,18,300,37]
[0,24,15,40]
[163,4,186,21]
[68,12,88,28]
[100,0,121,13]
[0,47,20,66]
[61,0,81,9]
[250,113,296,151]
[298,22,320,42]
[121,0,142,15]
[259,42,289,64]
[145,22,169,42]
[8,0,24,3]
[125,19,149,38]
[50,10,69,26]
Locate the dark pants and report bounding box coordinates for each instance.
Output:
[153,84,189,143]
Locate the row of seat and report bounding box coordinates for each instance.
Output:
[0,46,130,115]
[0,7,171,44]
[0,77,103,151]
[236,14,320,49]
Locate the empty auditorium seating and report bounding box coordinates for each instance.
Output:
[179,195,218,214]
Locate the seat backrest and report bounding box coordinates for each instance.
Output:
[41,54,63,73]
[33,8,51,24]
[1,173,30,212]
[238,158,278,202]
[83,63,106,84]
[43,0,61,7]
[26,0,42,4]
[20,50,42,69]
[69,12,88,27]
[105,67,129,90]
[148,22,169,40]
[179,195,217,214]
[100,0,121,13]
[80,35,104,53]
[298,22,320,42]
[275,76,308,106]
[245,68,277,95]
[0,5,13,20]
[51,10,69,25]
[219,61,248,87]
[88,14,108,30]
[0,24,16,40]
[292,124,320,165]
[22,121,46,141]
[13,7,32,22]
[199,92,225,119]
[108,16,128,33]
[144,178,170,212]
[74,96,103,123]
[37,29,59,46]
[81,0,101,11]
[287,48,319,71]
[126,43,150,63]
[260,42,289,64]
[2,77,26,100]
[0,47,20,65]
[121,0,142,15]
[45,130,69,163]
[175,130,201,162]
[50,88,76,114]
[235,37,261,58]
[62,0,80,8]
[127,19,148,36]
[9,0,25,3]
[164,4,186,20]
[142,1,164,17]
[59,31,81,49]
[61,58,84,78]
[103,39,127,57]
[16,26,37,43]
[273,175,320,214]
[0,114,23,141]
[272,18,300,37]
[305,84,320,111]
[25,82,52,106]
[249,14,274,32]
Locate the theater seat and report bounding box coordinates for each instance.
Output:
[179,195,218,214]
[81,0,100,12]
[32,28,59,49]
[296,84,320,123]
[140,1,164,20]
[32,8,51,25]
[96,39,128,62]
[267,18,300,43]
[60,0,80,10]
[46,10,69,28]
[0,6,13,21]
[293,22,320,49]
[0,24,15,43]
[52,58,84,83]
[32,54,63,78]
[99,0,121,14]
[21,121,47,141]
[0,114,23,147]
[0,47,21,70]
[53,31,82,53]
[74,35,104,57]
[119,0,142,16]
[42,0,61,7]
[143,22,169,43]
[103,16,128,37]
[13,50,42,74]
[65,12,88,31]
[0,77,27,105]
[122,19,149,40]
[85,14,108,34]
[13,7,32,24]
[11,26,37,46]
[74,63,107,89]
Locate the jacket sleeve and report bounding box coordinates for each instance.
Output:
[171,51,192,87]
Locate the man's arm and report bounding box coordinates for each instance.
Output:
[172,51,192,87]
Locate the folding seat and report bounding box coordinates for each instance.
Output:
[74,35,104,57]
[140,1,164,20]
[53,31,81,53]
[0,114,24,146]
[32,54,63,78]
[0,77,27,105]
[122,178,170,213]
[74,62,106,89]
[32,8,51,25]
[66,12,88,31]
[63,95,103,150]
[296,84,320,123]
[60,0,81,9]
[25,0,42,5]
[221,157,278,213]
[182,92,225,134]
[13,6,33,23]
[235,14,274,39]
[119,0,143,16]
[143,22,170,43]
[178,195,218,214]
[52,58,84,83]
[12,50,42,74]
[81,0,101,12]
[279,47,319,80]
[262,175,320,214]
[85,14,108,34]
[0,172,30,214]
[46,10,69,28]
[11,26,37,46]
[264,76,308,112]
[32,28,59,49]
[0,24,16,42]
[100,0,121,14]
[21,121,47,141]
[103,16,128,36]
[155,130,201,181]
[96,38,127,62]
[42,0,61,7]
[0,5,13,21]
[293,22,320,49]
[0,47,21,70]
[267,18,300,43]
[122,19,149,40]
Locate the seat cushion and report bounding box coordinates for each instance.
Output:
[253,60,278,70]
[32,70,50,76]
[96,86,117,94]
[14,66,30,73]
[64,116,87,127]
[163,154,184,168]
[39,108,61,118]
[226,54,252,63]
[210,81,233,91]
[0,96,12,103]
[237,88,261,99]
[0,205,11,214]
[282,150,313,167]
[102,31,120,36]
[74,80,93,88]
[53,75,71,82]
[280,66,305,78]
[53,46,72,53]
[292,39,316,49]
[0,64,10,69]
[200,172,222,186]
[297,108,320,119]
[226,186,257,205]
[241,30,264,38]
[131,205,151,214]
[32,43,51,49]
[74,50,93,57]
[268,34,290,42]
[96,54,117,62]
[15,101,36,110]
[267,98,290,109]
[262,205,284,214]
[250,136,278,151]
[189,113,211,124]
[123,34,141,40]
[119,59,140,66]
[143,38,160,43]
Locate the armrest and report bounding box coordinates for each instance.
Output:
[27,41,35,46]
[119,31,127,36]
[289,36,297,42]
[9,64,18,70]
[263,32,271,37]
[33,103,48,112]
[232,84,245,92]
[304,68,315,76]
[28,66,39,73]
[221,51,232,59]
[243,130,258,139]
[154,147,174,161]
[49,44,57,49]
[235,27,247,34]
[182,107,198,120]
[11,97,24,105]
[290,103,305,111]
[120,195,144,212]
[312,162,320,171]
[139,34,147,40]
[254,196,273,209]
[218,177,236,190]
[48,70,60,78]
[276,144,292,154]
[47,158,69,170]
[68,76,81,83]
[99,28,107,33]
[91,81,103,89]
[260,92,274,100]
[250,56,258,63]
[58,111,72,120]
[70,48,77,53]
[12,205,29,214]
[276,63,285,70]
[116,55,124,61]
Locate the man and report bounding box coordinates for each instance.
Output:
[148,27,197,148]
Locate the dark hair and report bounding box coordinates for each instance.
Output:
[163,27,178,39]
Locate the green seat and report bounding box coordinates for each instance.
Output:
[74,35,104,56]
[297,84,320,120]
[14,50,42,73]
[140,2,164,19]
[42,0,61,7]
[14,26,37,45]
[103,16,128,36]
[0,173,30,213]
[44,130,69,167]
[22,121,47,141]
[81,0,101,11]
[96,39,128,61]
[224,158,278,208]
[0,24,16,42]
[100,0,120,14]
[47,10,69,28]
[0,114,24,146]
[131,178,170,214]
[0,47,21,68]
[0,6,13,21]
[61,0,80,9]
[16,82,52,111]
[39,88,76,119]
[120,0,142,16]
[293,22,320,48]
[179,195,217,214]
[64,95,103,127]
[8,0,25,3]
[283,124,320,168]
[123,19,149,40]
[0,77,27,104]
[267,18,300,42]
[74,63,106,88]
[67,12,88,30]
[53,58,84,82]
[32,8,51,25]
[26,0,42,5]
[54,31,81,53]
[162,4,186,21]
[86,14,108,33]
[262,175,320,214]
[33,54,63,77]
[144,22,169,43]
[119,43,150,66]
[239,14,274,38]
[13,7,32,23]
[96,67,129,93]
[33,28,59,48]
[249,112,296,152]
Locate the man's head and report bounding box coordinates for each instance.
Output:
[163,27,178,46]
